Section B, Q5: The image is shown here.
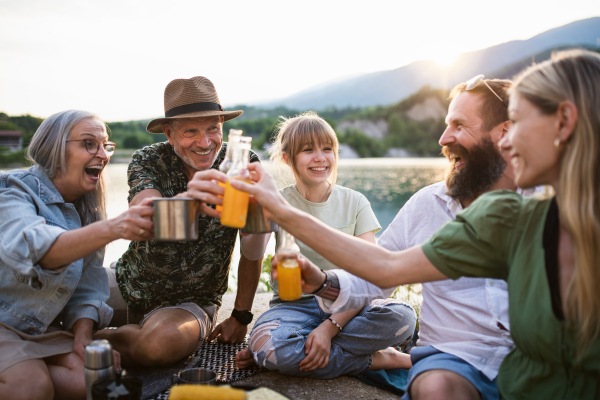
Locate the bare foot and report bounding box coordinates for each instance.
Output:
[235,347,256,369]
[370,347,412,370]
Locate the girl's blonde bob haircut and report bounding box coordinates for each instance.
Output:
[269,111,339,188]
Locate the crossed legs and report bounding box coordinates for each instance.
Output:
[237,297,416,379]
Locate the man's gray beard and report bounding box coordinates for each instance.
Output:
[173,145,220,172]
[444,137,506,204]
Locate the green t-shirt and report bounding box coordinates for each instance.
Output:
[116,141,260,315]
[271,184,381,297]
[422,190,600,400]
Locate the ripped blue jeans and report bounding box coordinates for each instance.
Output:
[249,296,417,379]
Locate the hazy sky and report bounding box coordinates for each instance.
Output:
[1,0,599,121]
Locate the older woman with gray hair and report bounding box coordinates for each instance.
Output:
[0,110,154,400]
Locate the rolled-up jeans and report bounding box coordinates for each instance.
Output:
[249,296,416,379]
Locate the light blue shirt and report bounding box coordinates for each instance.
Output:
[0,165,112,335]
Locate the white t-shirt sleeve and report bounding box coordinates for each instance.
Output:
[316,270,397,313]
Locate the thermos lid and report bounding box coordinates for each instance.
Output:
[85,339,114,369]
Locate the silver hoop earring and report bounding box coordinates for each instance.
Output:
[554,137,561,148]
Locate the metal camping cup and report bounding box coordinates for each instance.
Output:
[241,201,278,234]
[153,198,199,241]
[171,368,217,386]
[84,340,115,400]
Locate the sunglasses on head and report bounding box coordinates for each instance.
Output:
[465,74,506,105]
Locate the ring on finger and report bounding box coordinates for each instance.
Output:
[139,228,145,236]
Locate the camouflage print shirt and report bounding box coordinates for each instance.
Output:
[116,141,260,315]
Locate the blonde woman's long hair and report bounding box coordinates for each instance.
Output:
[513,49,600,356]
[269,111,339,192]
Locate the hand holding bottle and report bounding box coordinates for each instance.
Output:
[187,169,227,219]
[271,251,326,295]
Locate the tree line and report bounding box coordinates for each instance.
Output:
[0,86,448,165]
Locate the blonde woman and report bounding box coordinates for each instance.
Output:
[231,50,600,399]
[234,112,416,379]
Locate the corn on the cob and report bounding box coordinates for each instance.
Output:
[168,384,246,400]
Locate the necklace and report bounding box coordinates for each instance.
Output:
[318,182,331,203]
[298,181,332,203]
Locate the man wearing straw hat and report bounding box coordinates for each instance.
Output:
[96,76,269,367]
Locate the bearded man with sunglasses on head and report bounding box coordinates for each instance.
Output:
[307,76,537,400]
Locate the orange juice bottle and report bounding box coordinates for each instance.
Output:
[216,130,243,212]
[278,259,302,301]
[220,138,252,228]
[276,229,302,301]
[220,177,251,228]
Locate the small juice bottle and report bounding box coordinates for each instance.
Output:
[278,259,302,301]
[216,130,243,212]
[276,229,302,301]
[220,138,252,228]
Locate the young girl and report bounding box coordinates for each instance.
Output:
[236,112,416,379]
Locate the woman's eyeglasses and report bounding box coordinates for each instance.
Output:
[465,74,506,105]
[66,139,116,156]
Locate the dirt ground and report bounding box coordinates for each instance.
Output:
[218,293,402,400]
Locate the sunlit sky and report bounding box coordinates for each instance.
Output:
[1,0,599,121]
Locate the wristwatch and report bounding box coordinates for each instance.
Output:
[231,309,254,325]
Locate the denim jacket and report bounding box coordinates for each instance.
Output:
[0,165,113,335]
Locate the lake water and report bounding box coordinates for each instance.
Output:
[3,158,448,292]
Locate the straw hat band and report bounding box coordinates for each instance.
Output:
[165,102,224,118]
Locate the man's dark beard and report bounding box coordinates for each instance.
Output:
[442,136,506,204]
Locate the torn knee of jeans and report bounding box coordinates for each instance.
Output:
[249,321,280,367]
[395,324,410,338]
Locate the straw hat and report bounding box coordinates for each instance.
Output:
[146,76,243,134]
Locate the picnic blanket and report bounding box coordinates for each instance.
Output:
[125,337,264,400]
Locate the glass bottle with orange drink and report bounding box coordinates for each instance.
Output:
[275,229,302,301]
[220,137,252,228]
[216,130,243,212]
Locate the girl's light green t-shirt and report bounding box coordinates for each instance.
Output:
[271,184,381,295]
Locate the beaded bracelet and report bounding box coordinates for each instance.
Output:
[328,317,343,332]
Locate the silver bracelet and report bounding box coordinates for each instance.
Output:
[328,317,342,332]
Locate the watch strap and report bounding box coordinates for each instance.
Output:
[311,270,340,301]
[231,308,253,325]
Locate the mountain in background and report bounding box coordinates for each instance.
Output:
[264,17,600,109]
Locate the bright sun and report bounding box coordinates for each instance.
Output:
[432,50,458,67]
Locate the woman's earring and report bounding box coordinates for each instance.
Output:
[554,137,561,148]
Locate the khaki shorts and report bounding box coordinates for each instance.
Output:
[0,322,74,374]
[105,266,218,351]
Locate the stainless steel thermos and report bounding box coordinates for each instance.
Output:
[84,340,115,400]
